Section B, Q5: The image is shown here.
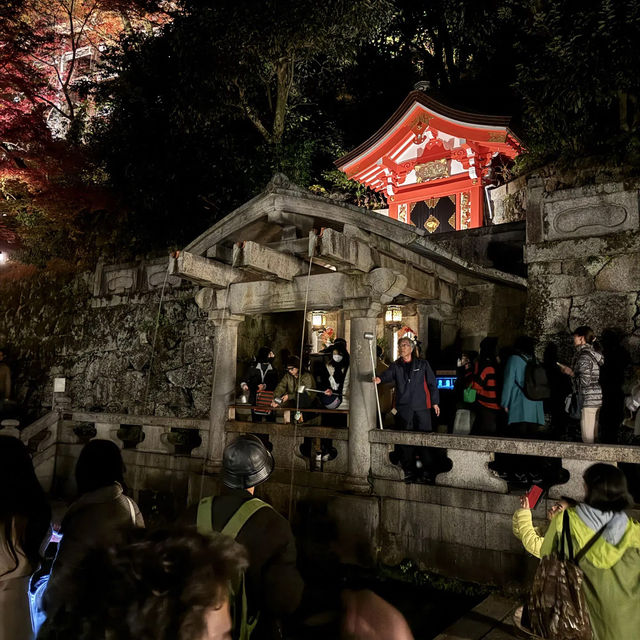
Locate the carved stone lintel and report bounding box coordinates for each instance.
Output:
[173,251,241,288]
[233,241,306,281]
[342,299,382,320]
[207,310,245,326]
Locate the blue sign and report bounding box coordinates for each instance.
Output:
[436,376,456,390]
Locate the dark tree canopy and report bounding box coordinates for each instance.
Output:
[2,0,640,266]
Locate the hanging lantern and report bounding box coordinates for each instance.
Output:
[385,305,403,329]
[311,310,327,331]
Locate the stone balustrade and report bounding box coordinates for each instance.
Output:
[62,411,211,458]
[17,407,640,584]
[369,430,640,499]
[17,410,60,492]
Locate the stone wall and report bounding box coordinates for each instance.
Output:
[0,260,323,422]
[524,178,640,357]
[0,258,215,419]
[429,221,526,277]
[522,176,640,438]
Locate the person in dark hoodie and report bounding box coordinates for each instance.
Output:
[375,336,440,482]
[558,326,605,443]
[241,346,279,422]
[44,440,144,618]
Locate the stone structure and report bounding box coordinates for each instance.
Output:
[488,175,640,370]
[4,172,640,589]
[171,175,526,475]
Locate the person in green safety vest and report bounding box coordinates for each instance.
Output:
[196,435,303,640]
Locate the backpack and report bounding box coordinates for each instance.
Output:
[527,510,607,640]
[517,355,551,401]
[197,496,271,640]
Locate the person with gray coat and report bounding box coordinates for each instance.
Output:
[559,326,604,443]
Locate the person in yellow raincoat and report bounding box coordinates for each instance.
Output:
[539,463,640,640]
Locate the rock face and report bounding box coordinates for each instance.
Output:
[524,175,640,386]
[0,260,214,418]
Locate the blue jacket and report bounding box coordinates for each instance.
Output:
[500,354,544,425]
[379,356,439,411]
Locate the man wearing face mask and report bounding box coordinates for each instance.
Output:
[241,346,279,422]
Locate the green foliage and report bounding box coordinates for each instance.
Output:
[89,0,394,253]
[512,0,640,169]
[6,0,640,265]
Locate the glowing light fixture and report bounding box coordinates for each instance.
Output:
[0,252,5,264]
[385,305,403,329]
[311,310,327,331]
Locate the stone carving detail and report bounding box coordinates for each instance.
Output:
[552,204,627,235]
[542,187,639,241]
[105,273,135,293]
[147,265,181,288]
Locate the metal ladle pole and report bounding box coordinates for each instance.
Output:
[364,332,384,430]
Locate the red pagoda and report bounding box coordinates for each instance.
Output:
[335,90,521,233]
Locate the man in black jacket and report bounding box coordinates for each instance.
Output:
[195,435,303,639]
[375,337,440,482]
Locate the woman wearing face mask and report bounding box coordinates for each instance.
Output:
[240,346,278,422]
[318,344,350,413]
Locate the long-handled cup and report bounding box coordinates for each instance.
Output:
[364,332,384,430]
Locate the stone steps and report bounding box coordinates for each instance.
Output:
[434,594,523,640]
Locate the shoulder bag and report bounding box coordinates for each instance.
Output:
[527,510,607,640]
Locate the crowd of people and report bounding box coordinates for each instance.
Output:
[455,327,607,444]
[1,325,639,639]
[0,433,417,640]
[236,325,639,483]
[240,340,351,422]
[1,430,638,640]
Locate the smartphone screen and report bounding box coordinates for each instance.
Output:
[526,485,544,509]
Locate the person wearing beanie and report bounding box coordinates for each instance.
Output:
[271,356,316,411]
[194,435,303,639]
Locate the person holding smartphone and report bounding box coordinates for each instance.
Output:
[557,326,604,443]
[512,490,574,558]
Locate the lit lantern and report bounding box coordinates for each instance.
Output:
[0,252,5,264]
[311,310,327,331]
[385,305,403,329]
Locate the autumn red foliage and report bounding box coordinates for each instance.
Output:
[0,0,169,265]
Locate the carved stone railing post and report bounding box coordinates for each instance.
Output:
[207,311,244,471]
[343,301,381,493]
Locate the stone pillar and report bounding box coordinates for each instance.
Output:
[344,302,381,493]
[207,311,244,471]
[415,304,431,355]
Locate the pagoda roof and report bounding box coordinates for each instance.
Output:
[335,90,522,193]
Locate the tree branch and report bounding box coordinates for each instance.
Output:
[233,79,272,143]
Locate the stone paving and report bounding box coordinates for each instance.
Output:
[435,594,524,640]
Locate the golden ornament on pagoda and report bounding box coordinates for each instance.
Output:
[415,159,449,183]
[424,215,440,233]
